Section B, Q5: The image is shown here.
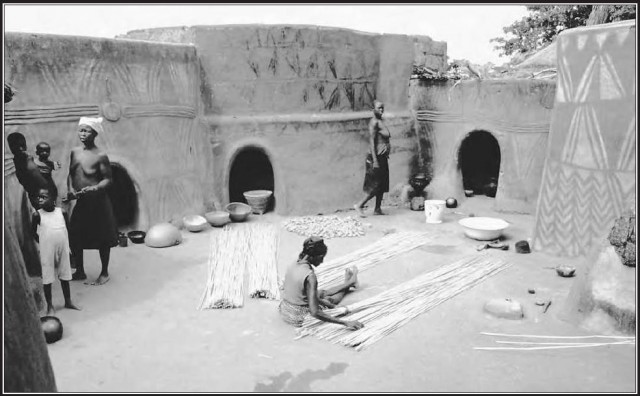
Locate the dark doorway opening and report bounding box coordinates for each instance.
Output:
[108,163,139,229]
[229,147,275,212]
[458,131,501,197]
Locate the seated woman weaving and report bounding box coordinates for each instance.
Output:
[279,236,364,330]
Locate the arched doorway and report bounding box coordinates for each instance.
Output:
[108,163,139,229]
[229,147,275,212]
[458,131,501,197]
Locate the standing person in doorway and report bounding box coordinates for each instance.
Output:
[63,117,118,285]
[354,100,391,217]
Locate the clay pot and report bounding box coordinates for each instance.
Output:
[145,223,182,248]
[41,316,63,344]
[409,173,430,194]
[485,181,498,198]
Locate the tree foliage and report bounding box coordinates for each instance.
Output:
[492,5,636,57]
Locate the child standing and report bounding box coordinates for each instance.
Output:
[31,188,81,315]
[34,142,61,203]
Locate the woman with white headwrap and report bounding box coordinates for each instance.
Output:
[64,117,118,285]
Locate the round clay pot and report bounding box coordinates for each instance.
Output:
[409,173,430,194]
[41,316,63,344]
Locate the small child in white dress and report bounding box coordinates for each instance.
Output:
[31,188,81,315]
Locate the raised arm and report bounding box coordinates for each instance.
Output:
[305,273,364,330]
[31,211,40,243]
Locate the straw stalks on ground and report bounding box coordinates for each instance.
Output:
[316,231,431,289]
[475,332,636,351]
[198,224,248,309]
[297,254,511,351]
[247,223,281,300]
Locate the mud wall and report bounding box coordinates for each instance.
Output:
[123,25,447,214]
[204,112,416,215]
[532,20,636,257]
[410,78,556,214]
[4,33,210,229]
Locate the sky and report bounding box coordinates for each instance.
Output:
[3,4,530,65]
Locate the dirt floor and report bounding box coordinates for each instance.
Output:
[43,197,636,392]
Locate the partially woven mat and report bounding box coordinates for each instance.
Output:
[315,231,431,289]
[283,215,365,238]
[297,254,512,351]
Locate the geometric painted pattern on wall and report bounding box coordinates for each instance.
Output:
[556,26,630,103]
[533,158,634,257]
[534,21,636,257]
[617,115,636,172]
[560,105,609,169]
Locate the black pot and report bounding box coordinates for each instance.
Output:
[409,173,430,194]
[127,231,146,244]
[41,316,63,344]
[485,182,498,198]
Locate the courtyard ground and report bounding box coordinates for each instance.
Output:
[44,197,636,392]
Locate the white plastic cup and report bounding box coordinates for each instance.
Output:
[424,200,446,224]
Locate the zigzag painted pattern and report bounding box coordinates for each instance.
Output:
[534,158,629,257]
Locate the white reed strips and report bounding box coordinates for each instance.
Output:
[283,215,365,239]
[198,224,249,309]
[494,340,636,346]
[480,332,636,340]
[475,332,636,351]
[297,254,511,351]
[315,231,431,290]
[246,223,281,300]
[474,340,635,351]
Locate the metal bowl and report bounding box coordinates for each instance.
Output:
[458,217,509,241]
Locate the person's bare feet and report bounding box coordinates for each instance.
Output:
[354,204,367,218]
[46,305,56,316]
[349,266,359,289]
[64,301,82,311]
[89,274,110,286]
[345,268,354,284]
[72,271,87,281]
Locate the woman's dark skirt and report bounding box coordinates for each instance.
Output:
[363,154,389,194]
[69,192,118,250]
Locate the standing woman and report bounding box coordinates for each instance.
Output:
[63,117,118,285]
[354,100,391,217]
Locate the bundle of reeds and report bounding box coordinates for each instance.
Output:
[297,254,511,351]
[315,232,431,289]
[246,223,281,300]
[198,224,249,309]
